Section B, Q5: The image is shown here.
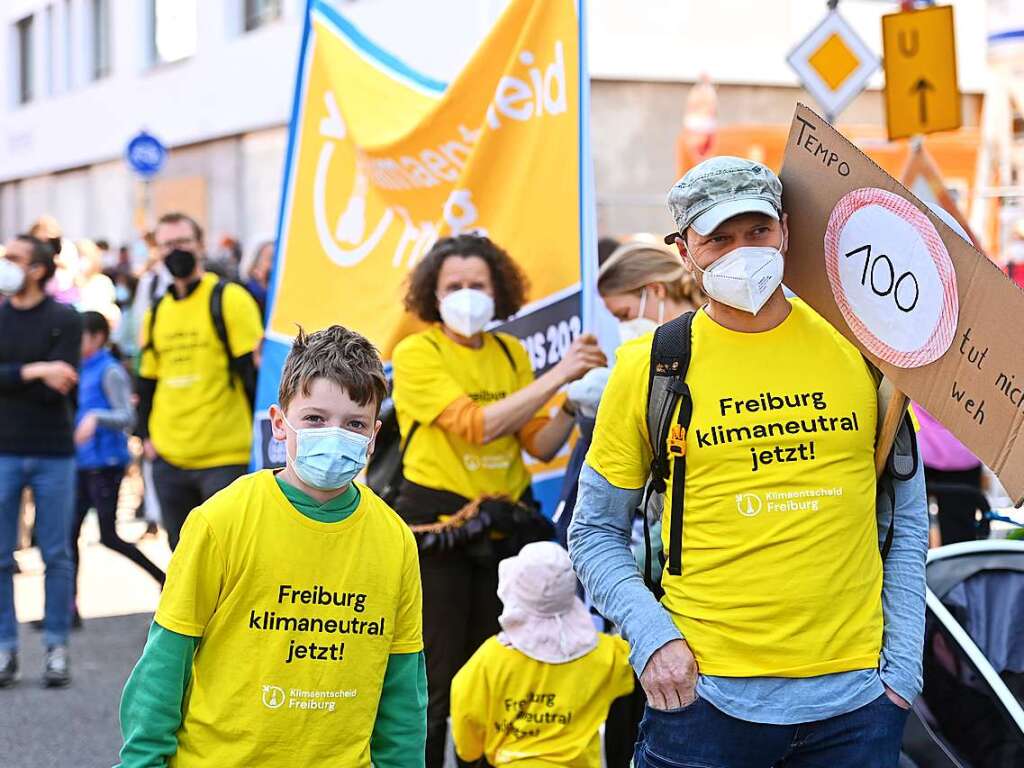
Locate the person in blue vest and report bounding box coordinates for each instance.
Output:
[71,312,164,623]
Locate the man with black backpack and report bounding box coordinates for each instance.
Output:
[138,212,263,549]
[569,157,929,768]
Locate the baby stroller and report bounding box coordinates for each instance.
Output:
[901,540,1024,767]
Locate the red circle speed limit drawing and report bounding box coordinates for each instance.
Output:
[824,187,959,368]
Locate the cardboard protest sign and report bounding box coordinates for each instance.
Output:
[780,104,1024,504]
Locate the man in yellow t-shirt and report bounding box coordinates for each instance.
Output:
[569,157,929,768]
[137,212,263,549]
[451,542,633,767]
[118,325,425,768]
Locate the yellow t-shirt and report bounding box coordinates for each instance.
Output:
[140,273,263,469]
[391,326,538,502]
[155,470,423,767]
[451,634,634,767]
[587,299,883,678]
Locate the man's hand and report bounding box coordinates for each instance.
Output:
[22,361,78,395]
[640,639,699,711]
[556,334,607,385]
[74,413,98,446]
[143,439,158,461]
[884,685,911,710]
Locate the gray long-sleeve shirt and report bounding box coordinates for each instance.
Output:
[569,461,929,725]
[91,362,135,433]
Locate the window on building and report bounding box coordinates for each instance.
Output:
[62,0,72,90]
[91,0,111,79]
[45,6,55,96]
[16,15,35,104]
[244,0,282,32]
[151,0,197,65]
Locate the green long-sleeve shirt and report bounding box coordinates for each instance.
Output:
[117,478,427,768]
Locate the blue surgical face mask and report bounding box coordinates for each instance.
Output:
[282,415,371,491]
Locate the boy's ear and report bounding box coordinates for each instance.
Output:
[367,418,383,457]
[269,404,288,443]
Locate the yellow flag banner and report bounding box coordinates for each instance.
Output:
[254,0,594,509]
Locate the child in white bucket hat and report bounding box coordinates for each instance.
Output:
[451,541,633,766]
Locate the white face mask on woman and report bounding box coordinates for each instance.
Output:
[688,239,784,316]
[439,288,495,337]
[618,287,664,343]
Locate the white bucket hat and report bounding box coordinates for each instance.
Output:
[497,541,598,664]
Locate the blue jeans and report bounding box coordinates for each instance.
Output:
[0,455,76,651]
[634,693,910,768]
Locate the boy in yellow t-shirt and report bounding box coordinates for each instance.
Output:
[451,542,634,767]
[117,325,425,768]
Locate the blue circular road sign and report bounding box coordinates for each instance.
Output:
[125,131,167,178]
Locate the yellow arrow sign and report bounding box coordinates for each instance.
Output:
[881,4,961,141]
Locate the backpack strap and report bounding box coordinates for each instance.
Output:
[639,479,664,597]
[401,422,421,458]
[142,291,168,358]
[646,313,695,487]
[209,279,231,371]
[142,280,229,363]
[645,312,695,578]
[490,332,517,370]
[887,409,919,482]
[877,409,920,560]
[393,333,443,478]
[872,373,920,561]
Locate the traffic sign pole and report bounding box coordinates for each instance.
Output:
[143,179,153,232]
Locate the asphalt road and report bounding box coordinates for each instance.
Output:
[0,518,472,768]
[1,612,153,768]
[2,517,167,768]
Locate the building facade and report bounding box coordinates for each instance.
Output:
[0,0,989,248]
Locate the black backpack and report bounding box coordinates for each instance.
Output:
[368,332,517,507]
[640,311,919,595]
[143,279,255,409]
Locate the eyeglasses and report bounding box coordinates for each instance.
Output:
[155,237,197,252]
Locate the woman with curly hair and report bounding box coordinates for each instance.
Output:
[391,233,605,767]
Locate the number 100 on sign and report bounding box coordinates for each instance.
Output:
[824,187,959,369]
[844,244,919,312]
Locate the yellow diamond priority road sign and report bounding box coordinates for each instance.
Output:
[788,11,879,121]
[809,33,860,90]
[882,4,961,141]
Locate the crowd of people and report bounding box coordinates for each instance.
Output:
[0,213,273,688]
[0,157,1009,768]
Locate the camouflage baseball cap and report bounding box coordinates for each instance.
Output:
[663,156,783,245]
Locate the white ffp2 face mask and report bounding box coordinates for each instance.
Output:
[692,245,783,315]
[0,260,25,296]
[617,287,664,343]
[439,288,495,337]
